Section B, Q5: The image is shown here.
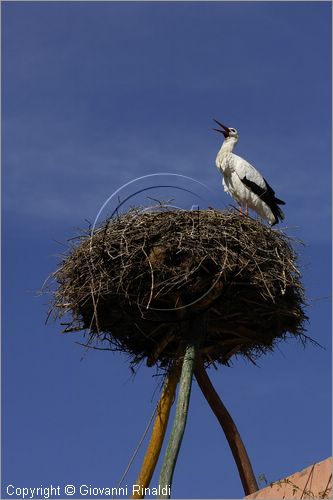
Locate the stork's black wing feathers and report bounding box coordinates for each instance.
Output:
[241,175,285,224]
[262,178,285,205]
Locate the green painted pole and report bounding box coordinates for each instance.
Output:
[158,315,205,499]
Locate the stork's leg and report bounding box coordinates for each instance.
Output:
[245,204,249,216]
[238,205,243,217]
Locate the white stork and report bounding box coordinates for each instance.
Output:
[213,119,285,226]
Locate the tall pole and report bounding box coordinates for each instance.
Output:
[131,362,180,499]
[158,314,205,498]
[194,355,258,495]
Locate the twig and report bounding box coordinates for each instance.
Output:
[113,406,157,498]
[147,332,176,367]
[142,247,154,310]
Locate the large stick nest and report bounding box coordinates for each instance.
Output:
[48,208,308,367]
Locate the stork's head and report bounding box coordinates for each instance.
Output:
[213,119,239,141]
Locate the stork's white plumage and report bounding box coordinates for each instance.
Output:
[214,119,285,226]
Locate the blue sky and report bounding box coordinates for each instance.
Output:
[2,2,332,499]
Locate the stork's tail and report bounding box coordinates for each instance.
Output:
[276,205,285,220]
[271,204,285,225]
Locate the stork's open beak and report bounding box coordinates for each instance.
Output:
[213,119,230,138]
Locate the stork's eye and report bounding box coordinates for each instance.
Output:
[230,128,236,133]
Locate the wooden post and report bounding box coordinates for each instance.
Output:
[131,362,181,499]
[158,314,205,499]
[194,355,258,495]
